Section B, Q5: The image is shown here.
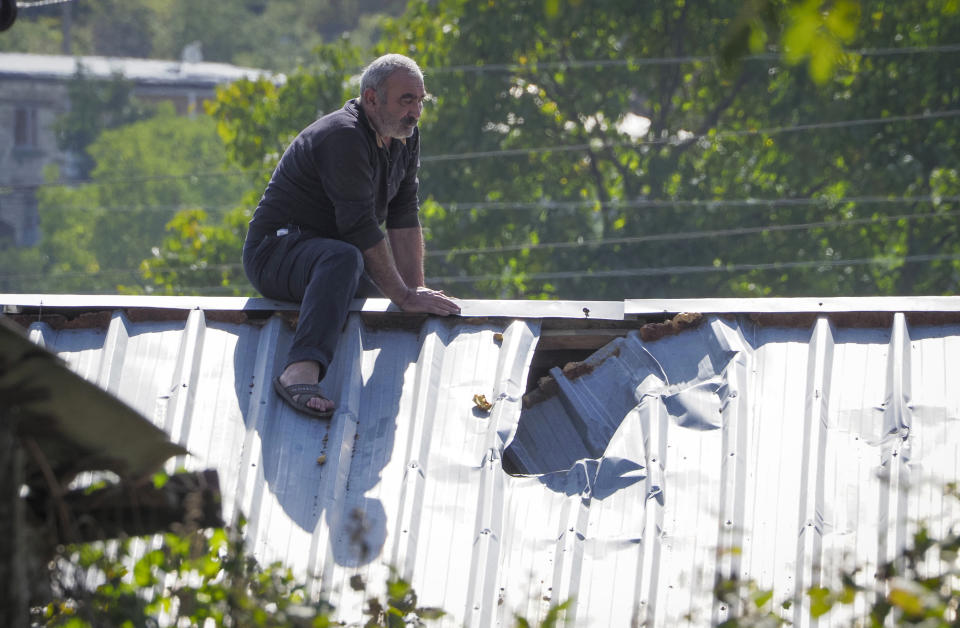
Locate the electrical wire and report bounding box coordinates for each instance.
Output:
[427,44,960,73]
[1,169,253,192]
[36,202,243,214]
[433,194,960,212]
[16,0,79,8]
[425,206,960,258]
[42,249,949,285]
[27,193,959,216]
[7,107,957,192]
[421,108,960,162]
[4,205,958,282]
[426,253,960,285]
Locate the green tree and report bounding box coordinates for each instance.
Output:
[137,205,253,296]
[10,105,244,294]
[132,0,960,299]
[372,0,960,299]
[55,68,157,179]
[717,482,960,626]
[34,517,563,626]
[133,44,364,296]
[2,0,407,72]
[37,523,335,627]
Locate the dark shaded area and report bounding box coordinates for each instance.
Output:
[0,316,222,625]
[58,470,222,543]
[0,0,16,32]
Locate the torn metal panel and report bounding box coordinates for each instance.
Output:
[508,313,960,626]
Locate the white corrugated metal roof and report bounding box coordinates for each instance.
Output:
[4,295,960,626]
[0,52,271,85]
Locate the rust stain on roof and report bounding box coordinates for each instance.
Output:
[639,311,704,341]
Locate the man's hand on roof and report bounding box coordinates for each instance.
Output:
[400,287,461,316]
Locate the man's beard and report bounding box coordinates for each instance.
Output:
[378,112,418,139]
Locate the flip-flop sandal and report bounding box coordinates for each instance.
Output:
[273,376,334,419]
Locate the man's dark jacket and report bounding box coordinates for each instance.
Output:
[246,98,420,251]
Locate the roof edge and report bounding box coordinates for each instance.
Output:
[6,294,959,320]
[626,296,960,314]
[0,294,624,321]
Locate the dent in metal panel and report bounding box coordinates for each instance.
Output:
[394,320,534,622]
[907,322,960,539]
[500,317,749,625]
[506,318,742,476]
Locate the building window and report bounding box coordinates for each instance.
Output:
[14,107,39,148]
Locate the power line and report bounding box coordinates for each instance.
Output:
[426,206,960,258]
[421,108,960,162]
[4,204,958,282]
[457,44,960,73]
[6,250,956,285]
[26,193,957,216]
[426,253,960,285]
[433,194,960,212]
[13,107,956,192]
[427,44,960,73]
[16,0,79,8]
[36,202,243,214]
[2,169,253,192]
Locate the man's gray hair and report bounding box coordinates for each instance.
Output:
[360,54,423,98]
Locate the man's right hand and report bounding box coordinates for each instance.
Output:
[400,287,461,316]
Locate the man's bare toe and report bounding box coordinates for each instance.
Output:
[308,396,335,412]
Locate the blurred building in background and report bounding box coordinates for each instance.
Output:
[0,51,268,246]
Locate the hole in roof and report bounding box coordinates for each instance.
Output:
[504,313,709,477]
[504,329,632,476]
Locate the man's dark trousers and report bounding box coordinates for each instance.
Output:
[243,231,378,378]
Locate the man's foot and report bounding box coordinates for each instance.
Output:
[273,376,334,419]
[274,361,335,417]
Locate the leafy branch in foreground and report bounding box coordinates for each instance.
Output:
[718,482,960,627]
[35,522,333,627]
[33,519,571,627]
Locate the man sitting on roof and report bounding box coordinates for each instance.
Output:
[242,53,460,418]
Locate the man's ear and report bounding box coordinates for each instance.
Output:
[362,87,378,107]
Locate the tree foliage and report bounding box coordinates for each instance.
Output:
[367,0,960,299]
[2,105,245,295]
[32,516,568,627]
[133,0,960,300]
[4,1,960,298]
[54,69,157,179]
[1,0,406,71]
[37,523,334,627]
[717,482,960,627]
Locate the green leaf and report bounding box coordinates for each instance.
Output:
[751,589,774,608]
[152,471,169,489]
[888,587,924,616]
[387,577,412,600]
[807,586,834,618]
[417,607,446,619]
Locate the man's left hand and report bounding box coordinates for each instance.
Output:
[400,286,461,316]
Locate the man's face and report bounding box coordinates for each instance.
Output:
[367,70,426,139]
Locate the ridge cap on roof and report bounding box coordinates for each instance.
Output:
[4,294,960,321]
[0,294,624,320]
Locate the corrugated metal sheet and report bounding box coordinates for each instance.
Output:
[0,52,269,85]
[8,297,960,627]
